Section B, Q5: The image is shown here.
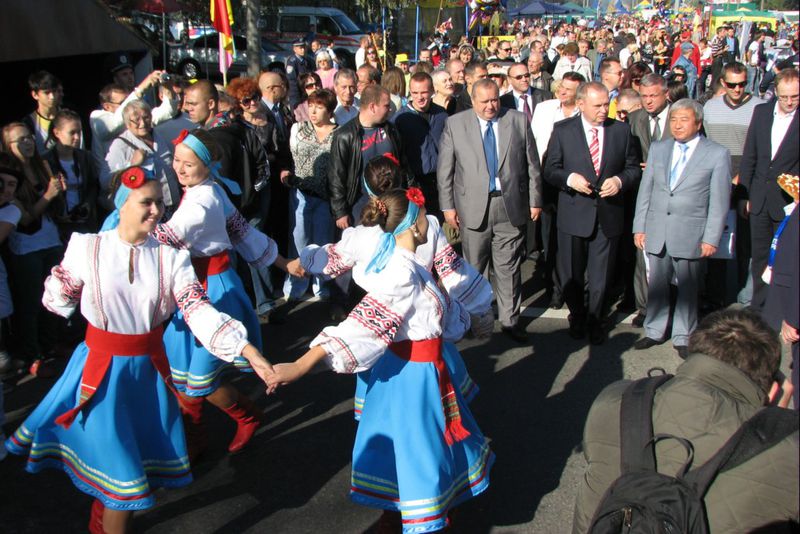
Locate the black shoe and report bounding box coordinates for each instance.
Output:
[568,317,585,340]
[631,313,646,328]
[588,322,605,345]
[549,294,564,310]
[501,325,528,343]
[675,345,689,360]
[633,336,665,350]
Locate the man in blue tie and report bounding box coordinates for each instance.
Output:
[632,99,731,359]
[437,79,543,342]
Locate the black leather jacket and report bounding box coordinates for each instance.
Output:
[327,116,413,220]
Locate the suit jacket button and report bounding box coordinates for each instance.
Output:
[669,193,673,197]
[667,212,671,215]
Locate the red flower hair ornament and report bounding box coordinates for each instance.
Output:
[172,129,190,146]
[120,167,147,189]
[406,187,426,207]
[382,152,400,166]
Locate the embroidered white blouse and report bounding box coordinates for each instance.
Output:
[42,231,248,361]
[311,247,471,374]
[300,215,493,316]
[152,179,277,268]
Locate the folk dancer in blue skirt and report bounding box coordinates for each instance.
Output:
[5,167,274,534]
[291,156,494,419]
[155,129,303,455]
[270,188,495,533]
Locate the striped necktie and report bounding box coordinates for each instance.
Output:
[589,127,600,176]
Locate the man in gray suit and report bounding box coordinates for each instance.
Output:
[438,78,543,342]
[633,99,731,359]
[626,73,673,326]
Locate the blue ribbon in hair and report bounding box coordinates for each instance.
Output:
[180,132,242,196]
[365,201,420,274]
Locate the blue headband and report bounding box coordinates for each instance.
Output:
[100,168,157,231]
[181,133,242,196]
[365,201,420,274]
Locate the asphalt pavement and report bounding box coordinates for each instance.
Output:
[0,258,696,533]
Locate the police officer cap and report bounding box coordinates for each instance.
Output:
[293,39,307,47]
[106,52,134,74]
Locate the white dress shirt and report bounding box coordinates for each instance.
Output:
[648,105,670,141]
[531,99,580,164]
[669,134,701,190]
[771,102,796,160]
[477,116,502,191]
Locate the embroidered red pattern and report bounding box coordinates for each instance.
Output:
[350,295,402,345]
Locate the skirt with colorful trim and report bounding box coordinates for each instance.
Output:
[4,342,192,511]
[350,348,494,533]
[164,267,260,397]
[353,341,478,421]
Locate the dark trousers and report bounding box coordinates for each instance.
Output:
[557,224,619,323]
[9,246,64,361]
[750,208,783,311]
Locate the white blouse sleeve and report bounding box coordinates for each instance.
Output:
[310,268,415,374]
[152,200,207,250]
[299,226,361,277]
[440,291,472,344]
[226,209,278,268]
[42,233,87,318]
[170,249,249,361]
[432,228,493,316]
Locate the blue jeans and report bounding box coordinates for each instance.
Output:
[283,188,334,300]
[246,189,277,315]
[747,66,763,96]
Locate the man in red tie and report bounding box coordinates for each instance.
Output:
[544,81,641,344]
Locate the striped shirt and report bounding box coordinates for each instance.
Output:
[703,94,764,170]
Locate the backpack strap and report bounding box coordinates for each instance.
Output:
[620,372,673,474]
[685,407,799,497]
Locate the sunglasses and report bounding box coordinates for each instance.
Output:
[240,94,261,105]
[511,73,531,80]
[305,82,321,89]
[500,47,512,52]
[723,80,747,88]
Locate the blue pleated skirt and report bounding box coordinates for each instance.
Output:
[350,347,494,533]
[353,341,478,420]
[5,343,191,510]
[164,267,261,397]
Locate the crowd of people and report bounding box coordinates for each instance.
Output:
[0,12,798,534]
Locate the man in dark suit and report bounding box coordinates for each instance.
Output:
[740,68,799,311]
[438,78,543,342]
[626,73,672,325]
[764,200,799,409]
[454,62,488,113]
[499,62,552,121]
[544,81,641,344]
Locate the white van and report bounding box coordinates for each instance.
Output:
[261,7,367,67]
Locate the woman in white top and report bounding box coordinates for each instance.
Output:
[156,128,301,455]
[0,167,21,374]
[105,101,181,216]
[1,122,66,377]
[5,167,272,534]
[269,188,494,533]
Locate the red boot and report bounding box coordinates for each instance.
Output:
[88,498,105,534]
[221,395,265,453]
[180,397,207,463]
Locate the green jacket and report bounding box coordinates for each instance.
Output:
[572,354,799,533]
